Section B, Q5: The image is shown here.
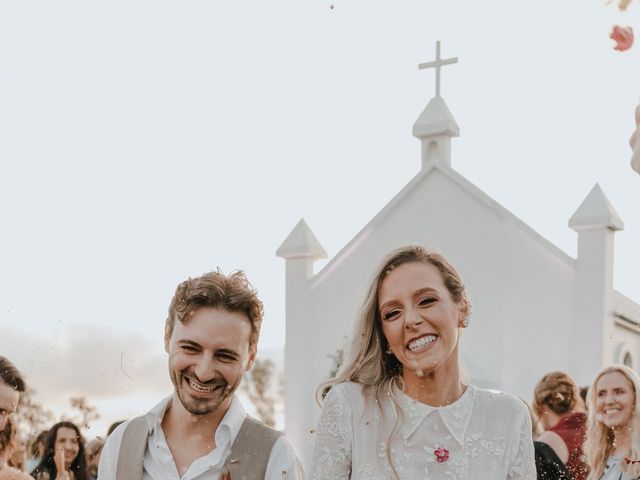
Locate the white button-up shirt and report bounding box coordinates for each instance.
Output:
[98,395,305,480]
[311,382,536,479]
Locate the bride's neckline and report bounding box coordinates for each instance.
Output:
[397,383,472,409]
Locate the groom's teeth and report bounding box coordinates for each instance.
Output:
[187,378,216,393]
[407,335,436,351]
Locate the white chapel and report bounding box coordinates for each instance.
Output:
[276,43,640,466]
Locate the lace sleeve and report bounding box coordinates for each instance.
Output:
[507,404,536,479]
[311,383,354,480]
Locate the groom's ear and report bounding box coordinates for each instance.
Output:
[245,345,256,371]
[164,321,172,353]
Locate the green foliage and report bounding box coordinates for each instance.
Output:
[14,389,101,438]
[67,396,100,432]
[14,388,54,439]
[242,358,281,427]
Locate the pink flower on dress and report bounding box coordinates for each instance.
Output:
[434,447,449,463]
[610,25,634,51]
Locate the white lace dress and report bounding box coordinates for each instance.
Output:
[311,382,536,479]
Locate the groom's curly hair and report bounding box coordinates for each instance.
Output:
[166,269,264,349]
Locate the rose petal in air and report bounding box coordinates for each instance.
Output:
[610,25,634,51]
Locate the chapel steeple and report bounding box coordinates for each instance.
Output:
[569,184,624,381]
[413,41,459,169]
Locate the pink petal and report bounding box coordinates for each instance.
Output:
[610,25,634,51]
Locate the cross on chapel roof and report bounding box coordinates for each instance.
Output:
[413,41,460,168]
[419,41,458,98]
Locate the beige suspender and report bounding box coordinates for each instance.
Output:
[116,415,282,479]
[116,416,148,479]
[223,416,282,480]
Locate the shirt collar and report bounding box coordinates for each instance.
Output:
[396,384,476,448]
[219,395,248,445]
[144,395,172,434]
[144,394,248,445]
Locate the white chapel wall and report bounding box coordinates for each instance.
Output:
[284,164,638,464]
[300,167,578,420]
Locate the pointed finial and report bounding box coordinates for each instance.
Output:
[276,219,327,260]
[569,184,624,231]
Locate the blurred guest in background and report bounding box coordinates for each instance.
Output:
[533,371,588,480]
[0,417,32,480]
[7,437,26,472]
[25,433,47,475]
[83,439,102,480]
[524,398,572,479]
[31,422,87,480]
[105,422,124,438]
[0,358,25,432]
[584,365,640,480]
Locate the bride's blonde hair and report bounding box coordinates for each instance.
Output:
[584,365,640,480]
[317,245,468,478]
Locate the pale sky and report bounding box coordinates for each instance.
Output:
[1,0,639,437]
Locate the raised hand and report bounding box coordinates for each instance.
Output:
[54,447,71,480]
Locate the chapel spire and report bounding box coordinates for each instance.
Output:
[569,184,623,380]
[413,41,460,169]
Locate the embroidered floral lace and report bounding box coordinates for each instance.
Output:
[311,382,536,479]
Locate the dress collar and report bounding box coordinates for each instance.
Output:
[396,384,476,448]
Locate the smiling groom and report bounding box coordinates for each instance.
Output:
[98,270,305,480]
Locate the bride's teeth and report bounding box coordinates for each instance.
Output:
[408,335,436,351]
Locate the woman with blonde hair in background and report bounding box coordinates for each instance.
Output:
[311,245,535,479]
[584,365,640,480]
[533,371,588,480]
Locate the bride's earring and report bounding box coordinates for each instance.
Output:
[461,302,473,328]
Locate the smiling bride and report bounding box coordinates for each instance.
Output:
[310,245,536,479]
